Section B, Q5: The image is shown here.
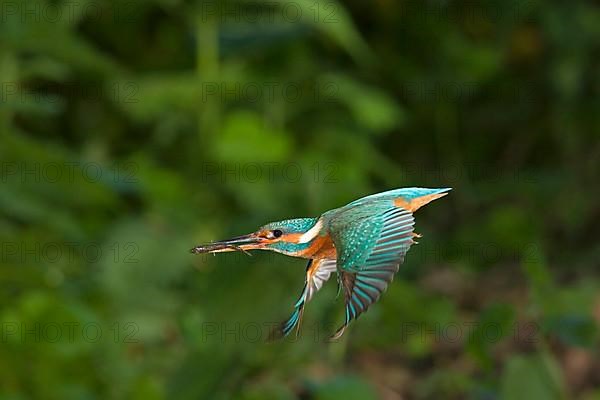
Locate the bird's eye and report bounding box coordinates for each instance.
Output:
[272,229,283,238]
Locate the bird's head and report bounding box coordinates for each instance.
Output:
[191,218,322,257]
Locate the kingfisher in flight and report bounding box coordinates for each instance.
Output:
[191,187,451,340]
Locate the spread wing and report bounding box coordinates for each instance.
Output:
[270,258,337,340]
[328,201,415,339]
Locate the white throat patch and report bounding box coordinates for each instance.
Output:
[298,219,323,243]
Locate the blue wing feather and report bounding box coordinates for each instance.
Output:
[346,187,451,206]
[271,258,337,340]
[329,201,416,339]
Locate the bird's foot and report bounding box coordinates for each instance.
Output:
[412,232,422,244]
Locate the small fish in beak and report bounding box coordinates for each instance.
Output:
[190,233,263,255]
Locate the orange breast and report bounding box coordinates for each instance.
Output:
[298,233,337,259]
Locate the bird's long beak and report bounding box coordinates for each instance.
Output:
[190,233,265,255]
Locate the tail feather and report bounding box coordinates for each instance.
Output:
[268,302,305,341]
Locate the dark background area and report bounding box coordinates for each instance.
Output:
[1,0,599,398]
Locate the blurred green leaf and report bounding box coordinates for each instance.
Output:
[315,376,378,400]
[501,353,566,400]
[215,110,292,163]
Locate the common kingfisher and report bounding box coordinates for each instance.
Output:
[191,187,451,340]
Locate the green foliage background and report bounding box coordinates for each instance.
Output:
[1,0,599,398]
